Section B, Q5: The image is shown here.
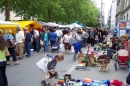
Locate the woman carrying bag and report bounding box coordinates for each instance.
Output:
[62,31,72,54]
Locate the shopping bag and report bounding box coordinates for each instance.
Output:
[60,43,65,51]
[69,36,79,45]
[71,46,74,53]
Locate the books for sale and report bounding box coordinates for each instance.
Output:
[76,63,86,70]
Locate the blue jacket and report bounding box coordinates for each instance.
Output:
[50,32,57,41]
[74,42,81,53]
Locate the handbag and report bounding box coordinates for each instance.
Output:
[69,35,79,45]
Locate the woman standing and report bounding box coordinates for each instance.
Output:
[4,29,19,65]
[0,36,9,86]
[63,31,72,54]
[42,29,50,52]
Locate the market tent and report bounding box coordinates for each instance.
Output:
[0,21,42,34]
[37,21,48,26]
[0,20,20,25]
[46,22,59,27]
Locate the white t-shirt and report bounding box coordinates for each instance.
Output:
[16,31,25,44]
[63,34,72,43]
[55,30,63,36]
[34,30,39,38]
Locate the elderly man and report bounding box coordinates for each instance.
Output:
[16,27,25,60]
[24,27,32,57]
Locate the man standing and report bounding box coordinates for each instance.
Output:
[90,28,95,46]
[32,28,40,53]
[113,28,118,36]
[24,27,32,57]
[55,27,63,44]
[16,27,25,60]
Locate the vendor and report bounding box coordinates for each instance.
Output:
[107,37,118,59]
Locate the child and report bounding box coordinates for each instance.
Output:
[36,53,64,86]
[124,73,130,86]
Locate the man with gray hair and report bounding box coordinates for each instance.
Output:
[16,27,25,60]
[24,27,31,57]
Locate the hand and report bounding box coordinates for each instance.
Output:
[51,71,55,75]
[22,44,25,47]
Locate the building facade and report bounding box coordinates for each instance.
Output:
[123,0,130,20]
[107,0,117,30]
[0,11,22,20]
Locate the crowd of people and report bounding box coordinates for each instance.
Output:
[0,26,130,86]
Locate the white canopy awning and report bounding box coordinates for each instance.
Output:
[0,20,20,25]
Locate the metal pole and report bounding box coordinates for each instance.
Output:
[100,0,103,29]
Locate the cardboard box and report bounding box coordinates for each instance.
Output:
[78,54,95,66]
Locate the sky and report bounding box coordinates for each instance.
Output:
[93,0,113,24]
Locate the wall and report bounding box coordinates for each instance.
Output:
[0,11,21,20]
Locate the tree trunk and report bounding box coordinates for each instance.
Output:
[48,7,51,22]
[5,0,10,21]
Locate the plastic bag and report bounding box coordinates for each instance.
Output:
[60,43,65,52]
[71,46,74,53]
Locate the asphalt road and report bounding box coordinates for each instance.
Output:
[6,35,129,86]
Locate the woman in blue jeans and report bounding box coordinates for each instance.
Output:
[42,29,50,52]
[0,36,9,86]
[107,37,118,59]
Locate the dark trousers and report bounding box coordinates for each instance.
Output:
[90,38,95,46]
[82,38,88,47]
[34,38,40,52]
[64,43,71,50]
[0,61,8,86]
[25,42,31,57]
[50,40,56,47]
[6,48,17,61]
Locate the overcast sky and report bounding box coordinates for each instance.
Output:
[93,0,113,24]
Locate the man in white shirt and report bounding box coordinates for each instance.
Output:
[16,27,25,59]
[55,27,63,44]
[32,28,40,52]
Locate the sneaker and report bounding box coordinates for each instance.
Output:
[41,80,46,84]
[46,83,51,86]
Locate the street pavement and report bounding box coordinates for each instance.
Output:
[6,35,129,86]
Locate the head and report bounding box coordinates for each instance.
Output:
[32,28,35,32]
[23,27,28,33]
[67,31,70,35]
[45,29,48,33]
[111,37,116,43]
[0,36,8,51]
[16,27,20,33]
[55,53,64,62]
[77,31,82,36]
[0,29,3,35]
[5,29,12,34]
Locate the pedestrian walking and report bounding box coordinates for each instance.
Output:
[63,31,72,54]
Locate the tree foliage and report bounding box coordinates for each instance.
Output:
[0,0,100,26]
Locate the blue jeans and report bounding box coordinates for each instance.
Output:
[107,48,116,57]
[44,41,49,52]
[35,38,40,52]
[82,38,88,47]
[25,42,31,57]
[0,61,8,86]
[6,48,17,61]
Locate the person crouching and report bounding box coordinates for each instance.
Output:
[36,54,64,86]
